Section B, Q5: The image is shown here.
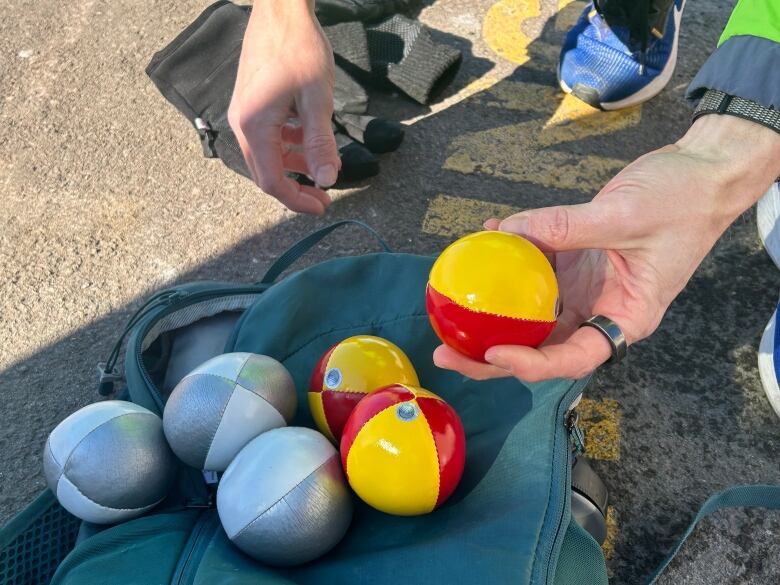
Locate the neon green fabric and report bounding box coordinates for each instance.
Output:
[719,0,780,46]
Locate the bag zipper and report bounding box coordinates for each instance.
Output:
[97,290,189,396]
[171,509,221,585]
[131,286,267,411]
[99,286,265,507]
[194,118,218,158]
[532,382,589,585]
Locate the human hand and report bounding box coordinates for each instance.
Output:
[229,0,340,215]
[434,115,780,382]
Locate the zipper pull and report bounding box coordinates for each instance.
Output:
[97,362,124,397]
[566,410,586,456]
[96,289,187,396]
[195,118,217,158]
[184,498,214,510]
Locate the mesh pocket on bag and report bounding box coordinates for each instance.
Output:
[0,493,80,585]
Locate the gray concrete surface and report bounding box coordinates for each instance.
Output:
[2,0,779,583]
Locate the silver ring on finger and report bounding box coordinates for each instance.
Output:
[579,315,627,364]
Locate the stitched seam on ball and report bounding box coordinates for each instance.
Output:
[46,439,62,470]
[61,412,156,475]
[205,379,240,459]
[322,389,366,397]
[59,475,164,512]
[234,382,279,417]
[343,400,400,461]
[181,371,240,387]
[231,454,336,541]
[234,353,254,386]
[431,288,556,323]
[417,400,441,506]
[280,312,429,362]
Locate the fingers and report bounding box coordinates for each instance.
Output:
[434,323,612,383]
[234,112,332,215]
[281,123,304,144]
[432,345,512,380]
[483,326,612,382]
[483,218,500,230]
[297,84,340,188]
[281,150,311,175]
[497,202,630,253]
[272,178,331,214]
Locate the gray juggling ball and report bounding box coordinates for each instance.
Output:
[163,352,297,471]
[217,427,353,566]
[43,400,175,524]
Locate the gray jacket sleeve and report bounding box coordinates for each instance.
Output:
[686,35,780,110]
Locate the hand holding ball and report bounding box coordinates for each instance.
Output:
[163,353,296,471]
[43,401,175,524]
[426,231,558,361]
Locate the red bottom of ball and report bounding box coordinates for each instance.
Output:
[426,284,556,362]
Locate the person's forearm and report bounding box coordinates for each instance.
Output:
[250,0,316,30]
[675,115,780,226]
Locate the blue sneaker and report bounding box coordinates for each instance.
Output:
[759,297,780,420]
[558,0,685,110]
[758,182,780,269]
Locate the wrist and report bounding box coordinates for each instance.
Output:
[253,0,316,23]
[675,114,780,220]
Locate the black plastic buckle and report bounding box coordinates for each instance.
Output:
[195,118,217,158]
[96,363,123,397]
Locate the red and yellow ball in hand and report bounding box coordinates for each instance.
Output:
[426,231,558,362]
[309,335,419,443]
[341,384,465,516]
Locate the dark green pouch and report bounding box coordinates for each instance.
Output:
[4,221,605,585]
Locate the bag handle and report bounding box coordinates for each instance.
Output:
[648,484,780,583]
[259,220,392,285]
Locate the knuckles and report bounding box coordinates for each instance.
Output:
[304,132,336,158]
[533,207,572,248]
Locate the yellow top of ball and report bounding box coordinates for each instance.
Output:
[323,335,419,392]
[429,231,558,321]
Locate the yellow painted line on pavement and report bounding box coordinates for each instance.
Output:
[422,195,520,238]
[468,80,641,136]
[483,0,559,67]
[577,398,622,461]
[474,1,643,192]
[444,123,625,192]
[442,78,640,192]
[602,505,618,560]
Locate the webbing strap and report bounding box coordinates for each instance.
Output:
[259,220,392,285]
[648,484,780,583]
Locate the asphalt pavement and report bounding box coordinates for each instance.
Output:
[2,0,779,583]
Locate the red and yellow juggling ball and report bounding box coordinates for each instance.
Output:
[340,384,465,516]
[426,231,558,362]
[309,335,419,443]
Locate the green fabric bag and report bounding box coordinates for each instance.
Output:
[4,221,604,585]
[3,221,780,584]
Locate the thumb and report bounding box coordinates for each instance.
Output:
[498,202,622,252]
[297,84,340,188]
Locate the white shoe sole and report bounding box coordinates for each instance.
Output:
[758,309,780,420]
[757,182,780,270]
[558,0,685,111]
